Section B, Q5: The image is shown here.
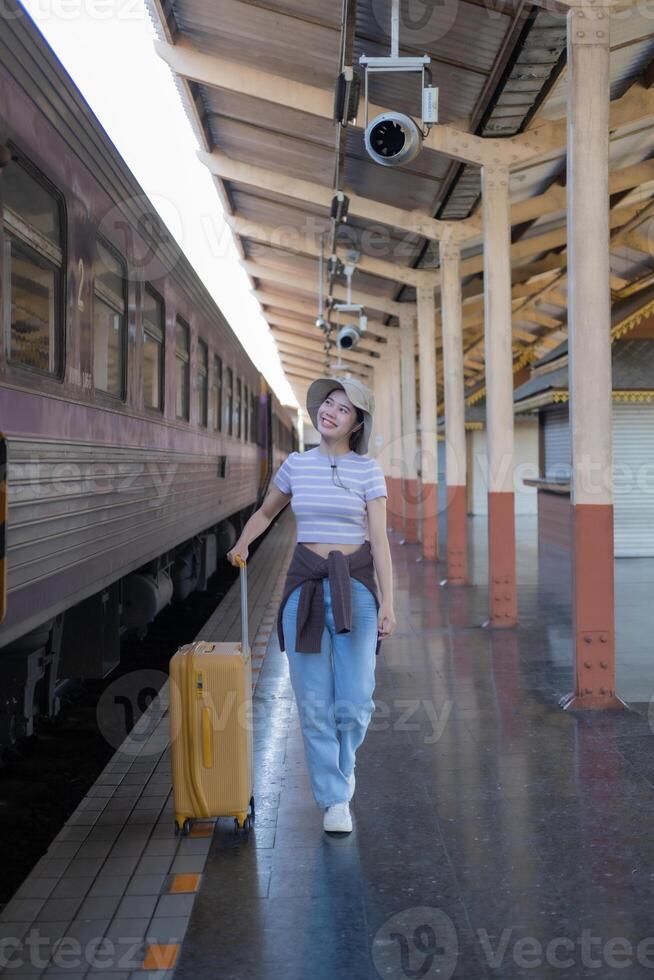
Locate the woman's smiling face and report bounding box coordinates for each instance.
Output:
[317,389,359,442]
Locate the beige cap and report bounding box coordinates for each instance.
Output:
[306,376,375,455]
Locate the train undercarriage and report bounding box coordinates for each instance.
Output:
[0,509,249,763]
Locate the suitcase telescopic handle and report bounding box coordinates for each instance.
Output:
[234,555,249,656]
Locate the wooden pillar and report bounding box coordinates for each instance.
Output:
[561,1,624,710]
[374,357,393,530]
[482,164,517,626]
[386,330,403,532]
[441,239,468,585]
[371,353,385,454]
[417,286,439,561]
[400,308,419,543]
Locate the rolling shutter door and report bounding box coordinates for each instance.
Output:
[613,403,654,557]
[543,406,571,480]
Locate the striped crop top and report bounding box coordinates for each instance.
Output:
[272,447,388,544]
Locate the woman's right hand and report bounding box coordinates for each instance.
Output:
[226,542,249,566]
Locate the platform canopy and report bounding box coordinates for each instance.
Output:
[144,0,654,417]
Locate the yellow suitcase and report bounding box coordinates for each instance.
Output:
[169,557,255,836]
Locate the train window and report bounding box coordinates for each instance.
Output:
[243,383,249,442]
[235,378,242,439]
[250,391,257,444]
[175,317,190,421]
[2,155,63,375]
[197,338,208,427]
[93,238,126,398]
[143,285,164,411]
[212,355,223,432]
[226,367,233,435]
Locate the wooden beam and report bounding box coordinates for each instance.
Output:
[521,309,563,330]
[275,340,371,372]
[228,215,438,288]
[269,321,382,358]
[155,37,497,171]
[242,260,405,318]
[279,353,371,381]
[202,151,453,242]
[274,334,377,367]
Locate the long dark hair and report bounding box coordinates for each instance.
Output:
[349,406,365,451]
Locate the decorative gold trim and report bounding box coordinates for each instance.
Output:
[514,346,539,372]
[613,390,654,403]
[467,388,485,406]
[611,297,654,340]
[516,388,654,412]
[465,297,654,405]
[464,421,484,430]
[465,345,537,406]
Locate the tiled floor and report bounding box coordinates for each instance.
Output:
[5,512,654,979]
[0,513,296,979]
[171,515,654,980]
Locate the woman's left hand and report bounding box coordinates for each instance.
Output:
[377,601,396,639]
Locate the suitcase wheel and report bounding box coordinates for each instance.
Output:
[174,818,193,836]
[234,814,253,834]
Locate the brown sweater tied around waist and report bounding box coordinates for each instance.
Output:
[276,540,382,656]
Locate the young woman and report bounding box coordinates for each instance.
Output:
[227,377,396,834]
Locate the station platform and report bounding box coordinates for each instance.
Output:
[0,512,296,980]
[3,511,654,979]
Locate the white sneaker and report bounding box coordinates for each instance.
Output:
[347,770,356,801]
[323,801,352,833]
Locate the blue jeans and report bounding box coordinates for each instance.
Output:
[282,576,379,808]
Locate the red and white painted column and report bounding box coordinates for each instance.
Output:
[386,329,403,531]
[440,238,468,585]
[417,285,439,561]
[399,308,419,544]
[562,1,623,710]
[482,163,516,626]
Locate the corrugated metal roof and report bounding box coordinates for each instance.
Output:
[435,10,567,221]
[174,0,341,88]
[144,0,654,411]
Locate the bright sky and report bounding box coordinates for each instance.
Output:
[20,0,299,415]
